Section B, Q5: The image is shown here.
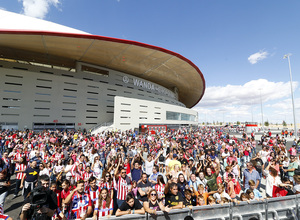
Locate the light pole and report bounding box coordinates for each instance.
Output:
[283,54,297,138]
[259,89,264,132]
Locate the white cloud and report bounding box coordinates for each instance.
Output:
[248,50,269,64]
[193,79,299,123]
[19,0,60,19]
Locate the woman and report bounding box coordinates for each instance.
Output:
[143,189,171,215]
[0,170,10,208]
[92,156,103,183]
[265,164,291,198]
[115,193,145,216]
[101,172,114,199]
[13,156,27,199]
[177,173,188,198]
[64,158,74,182]
[154,175,166,202]
[181,163,191,181]
[93,188,113,219]
[39,163,50,176]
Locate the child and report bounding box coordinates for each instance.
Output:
[240,193,250,203]
[282,156,289,178]
[184,189,195,209]
[213,183,231,204]
[196,195,205,206]
[227,173,237,199]
[248,180,263,199]
[131,180,138,199]
[195,184,208,205]
[245,189,260,201]
[207,195,216,206]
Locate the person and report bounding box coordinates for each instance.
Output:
[86,176,101,207]
[148,165,162,186]
[154,175,166,202]
[93,188,113,219]
[64,179,93,220]
[205,161,220,192]
[115,163,131,208]
[164,182,184,209]
[19,174,58,220]
[283,156,298,182]
[137,173,152,203]
[140,151,162,176]
[243,162,260,190]
[13,156,27,199]
[115,193,145,217]
[143,189,171,215]
[0,170,10,208]
[227,173,236,199]
[20,160,40,199]
[265,165,292,198]
[60,179,72,219]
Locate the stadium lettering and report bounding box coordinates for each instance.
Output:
[132,78,175,99]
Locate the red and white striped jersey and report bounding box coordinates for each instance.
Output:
[83,172,93,182]
[154,183,165,197]
[115,175,131,200]
[70,192,92,219]
[96,199,113,218]
[86,186,100,206]
[101,181,114,194]
[16,164,27,180]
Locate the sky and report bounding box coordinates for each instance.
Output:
[1,0,300,126]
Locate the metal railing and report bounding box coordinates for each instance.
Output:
[90,121,113,133]
[71,194,300,220]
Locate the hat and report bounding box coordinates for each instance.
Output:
[189,157,194,161]
[173,154,178,158]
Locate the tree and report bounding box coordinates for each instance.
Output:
[264,121,269,127]
[237,121,240,125]
[283,121,287,127]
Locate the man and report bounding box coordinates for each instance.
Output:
[20,175,57,220]
[284,155,298,181]
[164,182,184,209]
[243,162,260,190]
[251,152,264,190]
[149,165,162,186]
[86,176,100,207]
[131,159,142,182]
[20,160,40,199]
[137,173,152,203]
[64,180,93,220]
[31,151,43,166]
[115,161,131,208]
[188,173,201,193]
[140,151,162,176]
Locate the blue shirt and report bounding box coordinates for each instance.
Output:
[243,169,261,189]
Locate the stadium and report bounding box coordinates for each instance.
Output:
[0,9,205,132]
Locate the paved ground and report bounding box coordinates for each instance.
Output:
[4,130,296,219]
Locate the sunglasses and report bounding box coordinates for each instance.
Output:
[106,175,110,177]
[121,172,126,174]
[150,193,157,196]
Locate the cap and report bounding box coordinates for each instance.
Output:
[173,154,178,158]
[189,157,194,161]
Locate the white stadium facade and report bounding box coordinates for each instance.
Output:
[0,10,205,132]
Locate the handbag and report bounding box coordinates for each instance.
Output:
[273,185,288,197]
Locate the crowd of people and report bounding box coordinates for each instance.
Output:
[0,126,299,219]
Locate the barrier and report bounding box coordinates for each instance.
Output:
[71,195,300,220]
[192,203,230,220]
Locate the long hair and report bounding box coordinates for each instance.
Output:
[98,188,111,209]
[157,175,165,185]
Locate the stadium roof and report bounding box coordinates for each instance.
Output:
[0,9,205,108]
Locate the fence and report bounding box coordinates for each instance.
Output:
[73,195,300,220]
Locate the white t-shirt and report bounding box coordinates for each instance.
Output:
[145,160,154,176]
